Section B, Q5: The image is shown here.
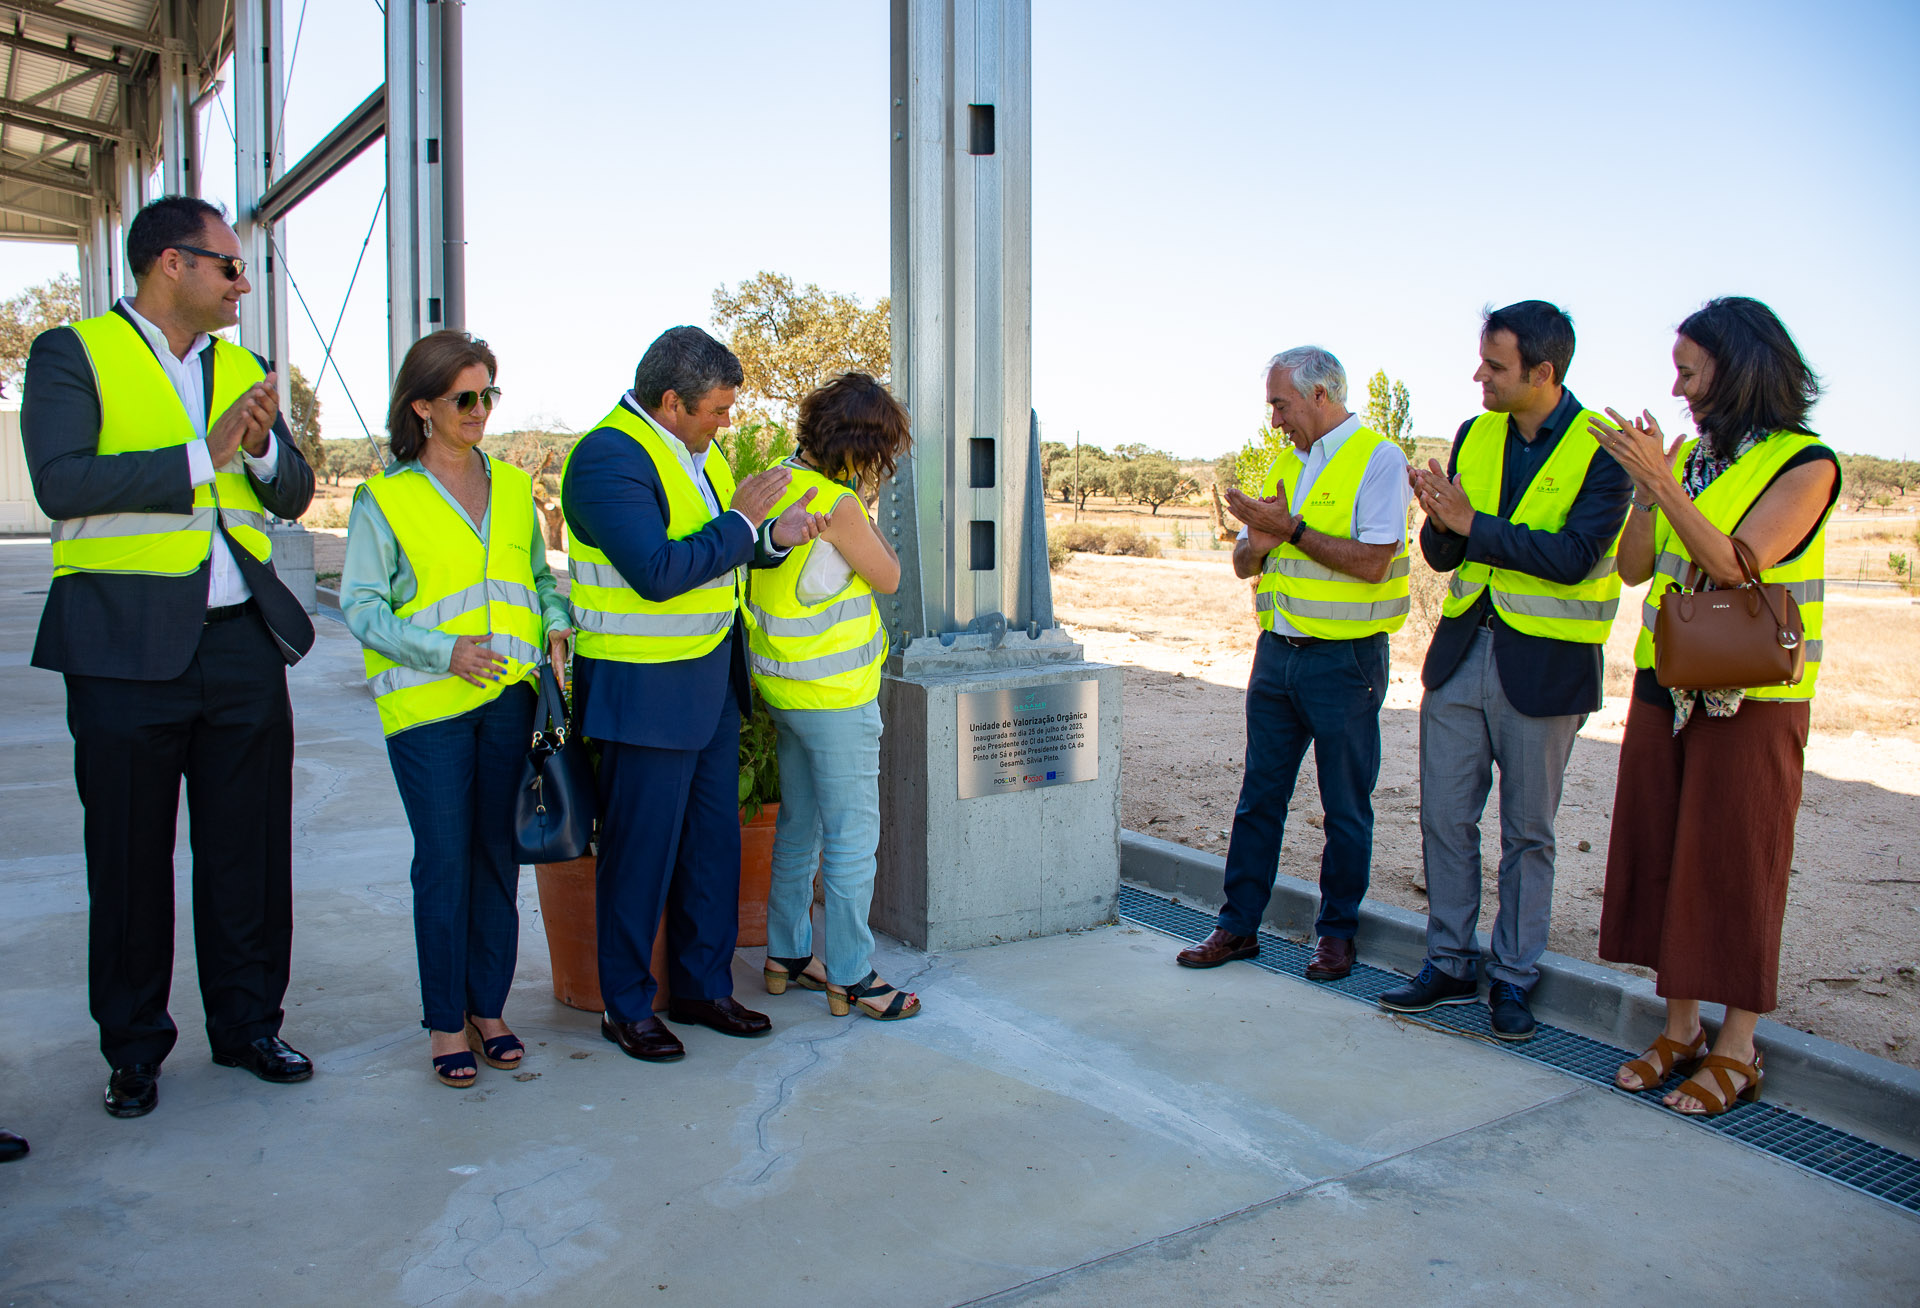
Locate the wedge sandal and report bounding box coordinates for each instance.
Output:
[764,955,826,995]
[827,970,921,1021]
[463,1019,524,1070]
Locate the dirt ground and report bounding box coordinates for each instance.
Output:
[1051,550,1920,1071]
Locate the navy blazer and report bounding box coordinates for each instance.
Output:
[562,413,775,752]
[22,308,313,680]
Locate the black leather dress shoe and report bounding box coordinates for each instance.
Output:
[212,1035,313,1083]
[601,1016,686,1062]
[666,995,773,1038]
[0,1129,29,1161]
[104,1064,160,1118]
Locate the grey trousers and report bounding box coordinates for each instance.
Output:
[1419,628,1583,990]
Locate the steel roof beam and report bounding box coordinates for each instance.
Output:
[0,27,135,77]
[20,64,113,108]
[0,109,103,147]
[253,84,383,226]
[0,93,126,142]
[0,160,90,196]
[0,2,166,55]
[0,195,79,225]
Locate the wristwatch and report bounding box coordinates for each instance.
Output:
[1288,519,1308,546]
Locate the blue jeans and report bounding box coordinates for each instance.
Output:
[1219,632,1388,939]
[384,681,534,1033]
[765,700,882,987]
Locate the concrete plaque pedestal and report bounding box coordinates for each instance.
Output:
[267,521,317,614]
[874,630,1122,951]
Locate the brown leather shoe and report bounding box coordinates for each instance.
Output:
[1176,928,1260,968]
[601,1015,686,1062]
[1305,936,1356,980]
[666,995,773,1038]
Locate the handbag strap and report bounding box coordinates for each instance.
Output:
[532,662,570,744]
[1726,537,1793,633]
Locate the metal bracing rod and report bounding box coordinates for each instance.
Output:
[18,65,113,109]
[0,114,98,151]
[0,94,128,143]
[0,161,90,196]
[253,85,383,226]
[0,2,168,55]
[0,28,135,77]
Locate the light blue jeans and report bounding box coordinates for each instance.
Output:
[765,700,883,987]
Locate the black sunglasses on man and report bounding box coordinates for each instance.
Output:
[172,245,247,281]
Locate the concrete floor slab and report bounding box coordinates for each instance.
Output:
[1,538,1915,1306]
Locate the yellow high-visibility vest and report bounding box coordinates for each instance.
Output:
[357,456,546,736]
[747,463,886,710]
[1633,432,1832,700]
[50,312,273,578]
[563,403,742,664]
[1254,426,1410,638]
[1441,408,1624,643]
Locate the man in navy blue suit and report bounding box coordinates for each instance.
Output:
[562,327,825,1061]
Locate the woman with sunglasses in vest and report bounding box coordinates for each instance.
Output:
[1590,298,1839,1116]
[341,330,573,1085]
[752,374,920,1020]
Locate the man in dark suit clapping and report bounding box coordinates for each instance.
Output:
[562,327,824,1061]
[23,196,317,1118]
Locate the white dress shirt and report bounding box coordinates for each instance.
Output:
[1239,413,1412,638]
[624,392,787,555]
[118,299,279,608]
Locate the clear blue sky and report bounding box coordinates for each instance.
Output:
[4,0,1915,459]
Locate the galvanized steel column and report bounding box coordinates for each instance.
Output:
[885,0,1035,643]
[386,0,447,379]
[233,0,289,405]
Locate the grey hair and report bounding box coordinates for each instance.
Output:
[633,325,745,411]
[1265,346,1348,406]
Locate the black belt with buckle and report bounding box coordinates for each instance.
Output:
[205,599,255,625]
[1275,633,1326,649]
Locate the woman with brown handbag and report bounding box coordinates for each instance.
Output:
[1589,297,1839,1115]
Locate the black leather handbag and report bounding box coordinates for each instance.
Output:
[512,663,597,864]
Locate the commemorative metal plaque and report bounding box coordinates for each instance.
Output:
[956,679,1099,799]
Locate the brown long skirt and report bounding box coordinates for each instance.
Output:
[1598,694,1810,1014]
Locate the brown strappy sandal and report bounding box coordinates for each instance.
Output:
[1615,1027,1710,1093]
[1668,1051,1765,1116]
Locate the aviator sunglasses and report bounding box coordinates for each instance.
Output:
[172,245,247,281]
[438,386,501,414]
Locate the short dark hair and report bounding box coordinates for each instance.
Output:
[387,330,498,462]
[795,373,913,487]
[127,195,228,278]
[1676,297,1821,457]
[1482,300,1576,386]
[633,326,743,412]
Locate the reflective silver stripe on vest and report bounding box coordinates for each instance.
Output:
[748,594,875,637]
[1448,574,1479,600]
[220,507,269,534]
[749,627,887,680]
[569,606,734,638]
[1803,639,1824,662]
[570,556,735,593]
[1263,554,1411,583]
[1584,554,1618,581]
[51,507,213,541]
[365,633,543,698]
[568,557,629,589]
[1256,592,1411,621]
[1488,589,1619,622]
[1653,550,1689,583]
[403,579,538,631]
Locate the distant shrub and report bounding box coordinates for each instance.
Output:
[1050,523,1160,559]
[1048,535,1069,571]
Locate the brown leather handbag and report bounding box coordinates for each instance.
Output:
[1653,538,1805,691]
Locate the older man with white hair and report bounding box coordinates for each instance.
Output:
[1177,347,1411,980]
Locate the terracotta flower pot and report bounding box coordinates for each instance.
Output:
[534,804,781,1012]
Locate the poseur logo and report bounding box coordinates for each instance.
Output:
[1015,692,1048,713]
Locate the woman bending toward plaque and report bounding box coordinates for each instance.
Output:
[750,373,920,1020]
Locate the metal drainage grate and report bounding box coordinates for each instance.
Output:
[1119,883,1920,1217]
